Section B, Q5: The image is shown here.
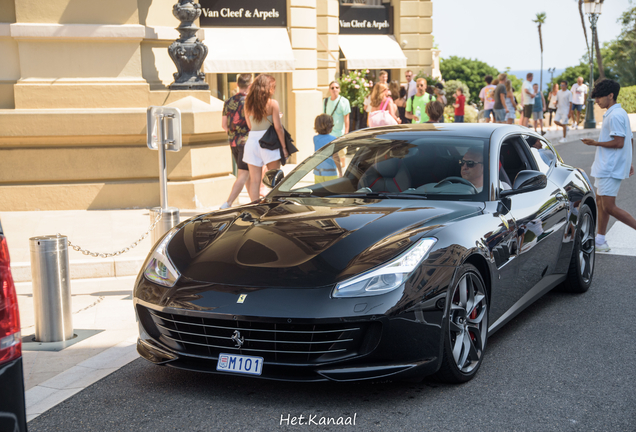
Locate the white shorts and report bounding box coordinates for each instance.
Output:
[242,130,281,167]
[554,110,569,125]
[594,177,622,197]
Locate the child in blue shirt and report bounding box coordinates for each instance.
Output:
[532,83,547,135]
[313,114,342,182]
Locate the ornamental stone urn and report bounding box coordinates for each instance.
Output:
[168,0,209,90]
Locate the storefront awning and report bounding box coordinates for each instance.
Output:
[338,35,407,70]
[201,28,295,73]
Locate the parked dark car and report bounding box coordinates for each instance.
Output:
[134,124,596,383]
[0,218,27,431]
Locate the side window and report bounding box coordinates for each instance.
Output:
[499,137,531,186]
[524,136,556,174]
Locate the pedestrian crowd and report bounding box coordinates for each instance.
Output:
[220,72,633,249]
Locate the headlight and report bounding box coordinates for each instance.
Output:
[143,227,181,287]
[332,237,437,298]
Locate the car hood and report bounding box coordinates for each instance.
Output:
[166,198,484,287]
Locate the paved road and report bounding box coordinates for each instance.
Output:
[28,139,636,432]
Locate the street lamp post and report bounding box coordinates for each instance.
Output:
[583,0,603,129]
[548,67,555,84]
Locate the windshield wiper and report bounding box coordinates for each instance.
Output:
[331,192,427,200]
[274,191,321,198]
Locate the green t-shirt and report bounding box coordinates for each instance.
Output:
[406,93,436,123]
[323,96,352,137]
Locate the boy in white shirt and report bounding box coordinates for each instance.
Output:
[554,80,572,143]
[581,79,635,252]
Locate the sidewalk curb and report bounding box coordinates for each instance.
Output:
[25,339,139,422]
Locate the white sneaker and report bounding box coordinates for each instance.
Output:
[559,137,567,143]
[595,241,611,252]
[220,202,230,209]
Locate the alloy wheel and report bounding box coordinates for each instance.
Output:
[578,212,595,283]
[449,272,488,374]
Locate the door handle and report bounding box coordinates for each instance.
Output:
[555,192,567,202]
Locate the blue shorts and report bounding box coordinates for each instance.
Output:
[454,115,464,123]
[572,104,584,111]
[483,109,493,119]
[494,108,506,122]
[594,177,622,197]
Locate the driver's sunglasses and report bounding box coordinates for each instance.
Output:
[459,159,482,168]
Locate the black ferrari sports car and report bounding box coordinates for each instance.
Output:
[134,123,596,383]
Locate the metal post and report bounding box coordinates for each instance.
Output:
[156,114,168,209]
[29,235,74,342]
[584,14,598,129]
[150,207,180,245]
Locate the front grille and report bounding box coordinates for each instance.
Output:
[138,306,377,364]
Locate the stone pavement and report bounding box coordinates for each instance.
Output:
[0,125,606,422]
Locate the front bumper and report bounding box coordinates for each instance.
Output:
[135,299,444,382]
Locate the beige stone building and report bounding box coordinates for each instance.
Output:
[0,0,435,211]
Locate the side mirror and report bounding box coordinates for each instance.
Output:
[263,169,284,188]
[500,170,547,197]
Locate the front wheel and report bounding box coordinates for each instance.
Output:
[560,204,595,293]
[434,264,489,384]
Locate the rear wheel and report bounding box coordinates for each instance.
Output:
[560,204,595,293]
[434,264,489,384]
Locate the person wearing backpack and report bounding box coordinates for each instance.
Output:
[405,78,436,123]
[323,81,351,170]
[323,81,351,138]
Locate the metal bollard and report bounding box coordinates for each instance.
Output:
[150,207,180,245]
[29,235,74,342]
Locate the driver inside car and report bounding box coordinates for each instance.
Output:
[460,148,511,192]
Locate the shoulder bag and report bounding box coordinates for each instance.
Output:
[368,98,398,127]
[259,117,298,166]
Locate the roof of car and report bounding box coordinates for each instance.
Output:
[341,123,531,141]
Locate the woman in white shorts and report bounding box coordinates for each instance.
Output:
[243,74,288,201]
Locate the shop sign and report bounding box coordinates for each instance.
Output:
[199,0,286,27]
[339,4,392,35]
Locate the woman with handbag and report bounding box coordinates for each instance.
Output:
[243,74,288,202]
[368,83,401,127]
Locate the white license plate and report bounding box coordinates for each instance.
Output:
[216,353,263,376]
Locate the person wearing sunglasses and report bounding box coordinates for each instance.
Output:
[323,81,351,138]
[459,148,510,192]
[323,81,351,171]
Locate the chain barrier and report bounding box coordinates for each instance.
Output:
[57,208,163,258]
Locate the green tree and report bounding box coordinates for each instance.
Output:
[601,5,636,86]
[439,56,499,105]
[443,80,470,106]
[532,12,547,96]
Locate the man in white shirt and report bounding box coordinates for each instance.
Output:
[581,79,635,252]
[404,70,417,99]
[521,73,535,127]
[554,80,573,143]
[570,76,588,129]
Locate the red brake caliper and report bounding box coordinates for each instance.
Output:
[469,306,478,341]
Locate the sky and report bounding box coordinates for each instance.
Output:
[433,0,632,71]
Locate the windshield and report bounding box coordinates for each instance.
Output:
[273,133,490,201]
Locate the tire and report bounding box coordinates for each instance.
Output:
[434,263,489,384]
[560,204,595,293]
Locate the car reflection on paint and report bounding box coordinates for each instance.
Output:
[133,123,596,383]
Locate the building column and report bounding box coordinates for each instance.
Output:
[395,0,433,77]
[289,0,322,162]
[316,0,339,96]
